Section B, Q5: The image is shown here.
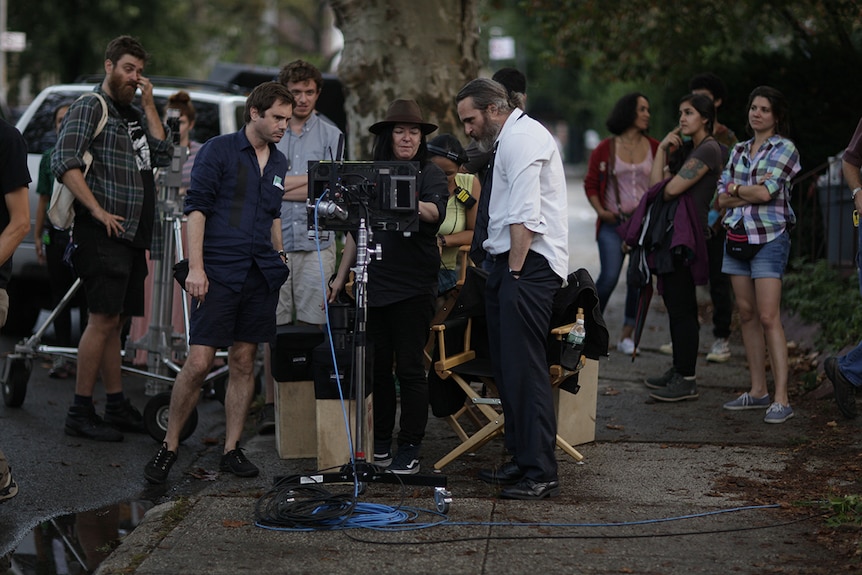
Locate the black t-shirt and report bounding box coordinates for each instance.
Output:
[0,119,32,288]
[116,104,156,248]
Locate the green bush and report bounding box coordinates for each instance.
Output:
[783,258,862,351]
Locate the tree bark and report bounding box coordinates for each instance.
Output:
[330,0,480,160]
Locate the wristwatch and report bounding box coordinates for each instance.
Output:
[852,187,862,200]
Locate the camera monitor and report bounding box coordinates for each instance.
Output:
[306,161,419,234]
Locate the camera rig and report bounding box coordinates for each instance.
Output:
[306,160,419,236]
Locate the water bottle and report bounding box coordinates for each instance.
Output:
[561,308,586,370]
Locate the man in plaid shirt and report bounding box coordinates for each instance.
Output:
[52,35,172,441]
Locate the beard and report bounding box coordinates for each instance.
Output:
[476,114,501,153]
[108,70,137,106]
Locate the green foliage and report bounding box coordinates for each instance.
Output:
[824,494,862,527]
[783,259,862,351]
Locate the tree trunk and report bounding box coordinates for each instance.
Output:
[330,0,480,160]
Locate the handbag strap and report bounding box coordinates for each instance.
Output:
[608,138,623,215]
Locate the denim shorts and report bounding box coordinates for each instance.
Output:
[721,231,790,279]
[189,263,279,348]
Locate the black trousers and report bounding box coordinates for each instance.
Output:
[367,294,435,448]
[486,251,560,482]
[661,261,699,377]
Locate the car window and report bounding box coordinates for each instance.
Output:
[21,90,82,155]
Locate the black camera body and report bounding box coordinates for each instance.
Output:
[306,160,419,234]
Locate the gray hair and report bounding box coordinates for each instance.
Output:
[455,78,512,114]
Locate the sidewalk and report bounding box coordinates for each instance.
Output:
[93,174,858,574]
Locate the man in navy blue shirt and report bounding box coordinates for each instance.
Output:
[144,82,294,484]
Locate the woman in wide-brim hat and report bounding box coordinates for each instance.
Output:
[329,98,448,474]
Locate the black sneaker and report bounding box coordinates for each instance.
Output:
[257,403,276,435]
[144,443,178,485]
[103,399,146,433]
[388,444,420,475]
[649,372,699,402]
[373,440,392,467]
[220,446,259,478]
[644,367,675,390]
[65,405,123,442]
[825,357,858,419]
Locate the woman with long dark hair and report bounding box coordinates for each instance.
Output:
[585,92,659,355]
[644,93,723,402]
[329,99,448,472]
[718,86,801,423]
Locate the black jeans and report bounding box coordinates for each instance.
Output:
[367,294,435,448]
[661,261,699,377]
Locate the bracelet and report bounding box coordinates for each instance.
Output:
[277,250,288,262]
[508,267,522,277]
[438,234,446,247]
[852,187,862,200]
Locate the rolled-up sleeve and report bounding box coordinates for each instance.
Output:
[761,140,801,198]
[183,139,221,218]
[501,132,549,235]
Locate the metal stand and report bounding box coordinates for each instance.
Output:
[276,218,451,513]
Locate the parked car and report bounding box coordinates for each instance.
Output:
[7,79,249,335]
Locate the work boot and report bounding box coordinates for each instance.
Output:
[103,399,146,433]
[65,405,123,442]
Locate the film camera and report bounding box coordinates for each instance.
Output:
[306,160,419,237]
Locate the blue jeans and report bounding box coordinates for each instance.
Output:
[838,230,862,388]
[594,221,637,327]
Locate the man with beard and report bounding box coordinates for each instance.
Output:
[53,35,172,441]
[455,78,569,500]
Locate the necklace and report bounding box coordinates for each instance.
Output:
[616,135,642,163]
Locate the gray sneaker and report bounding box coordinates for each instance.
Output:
[763,402,794,424]
[649,372,699,402]
[723,392,771,411]
[644,367,675,390]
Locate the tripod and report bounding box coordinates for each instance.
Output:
[276,216,451,513]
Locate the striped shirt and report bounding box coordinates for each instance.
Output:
[719,134,801,244]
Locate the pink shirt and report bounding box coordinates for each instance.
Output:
[603,149,653,216]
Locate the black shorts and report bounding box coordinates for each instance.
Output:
[71,225,147,317]
[189,263,279,348]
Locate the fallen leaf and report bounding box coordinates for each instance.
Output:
[222,519,249,528]
[606,424,625,431]
[602,387,620,396]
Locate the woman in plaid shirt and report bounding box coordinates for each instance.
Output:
[717,86,801,424]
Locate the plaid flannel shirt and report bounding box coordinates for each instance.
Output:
[719,134,801,244]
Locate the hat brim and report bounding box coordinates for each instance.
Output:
[369,120,438,135]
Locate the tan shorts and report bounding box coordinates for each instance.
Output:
[0,288,9,328]
[276,243,336,325]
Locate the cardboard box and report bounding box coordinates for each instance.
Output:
[275,380,317,459]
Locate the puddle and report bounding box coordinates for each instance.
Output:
[6,500,153,575]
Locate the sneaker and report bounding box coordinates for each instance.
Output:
[373,440,392,467]
[616,338,638,356]
[644,367,675,390]
[825,357,857,419]
[649,372,699,402]
[49,357,71,379]
[0,452,18,503]
[706,338,731,363]
[220,446,259,478]
[103,399,146,433]
[764,402,794,424]
[257,403,276,435]
[722,392,771,411]
[659,342,673,355]
[388,443,420,475]
[65,405,123,442]
[144,443,178,485]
